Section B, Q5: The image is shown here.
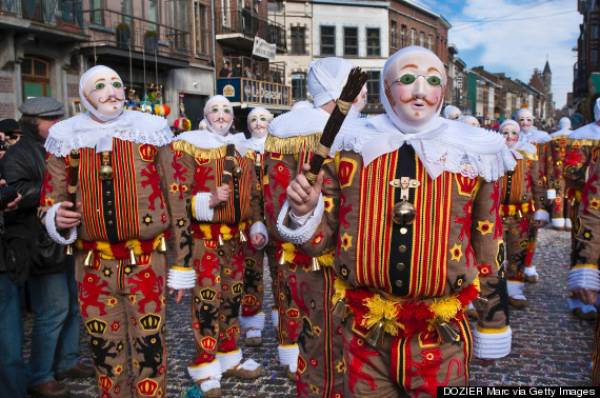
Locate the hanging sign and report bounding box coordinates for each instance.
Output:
[252,36,276,60]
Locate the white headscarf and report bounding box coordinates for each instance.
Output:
[379,46,445,135]
[551,116,572,138]
[307,58,353,108]
[291,100,313,111]
[200,95,234,135]
[79,65,124,123]
[443,105,462,120]
[461,115,480,127]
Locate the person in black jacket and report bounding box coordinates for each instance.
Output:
[0,97,92,398]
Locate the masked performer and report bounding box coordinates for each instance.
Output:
[264,57,366,396]
[42,65,173,398]
[564,99,600,321]
[516,108,550,283]
[166,95,267,397]
[499,120,546,308]
[443,105,462,121]
[546,117,572,229]
[240,107,275,346]
[278,46,514,397]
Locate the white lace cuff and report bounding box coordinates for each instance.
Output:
[240,312,265,330]
[250,221,269,249]
[44,203,77,245]
[217,349,242,372]
[188,359,222,382]
[192,192,214,221]
[278,344,299,372]
[167,267,196,289]
[276,194,324,245]
[507,281,526,300]
[568,267,600,291]
[534,209,550,222]
[472,326,512,359]
[546,189,557,200]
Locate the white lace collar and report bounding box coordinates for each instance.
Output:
[45,110,172,156]
[570,122,600,140]
[330,115,515,182]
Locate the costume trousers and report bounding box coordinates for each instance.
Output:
[504,215,533,282]
[342,315,471,398]
[295,267,344,398]
[75,252,167,398]
[190,238,246,366]
[241,245,278,322]
[593,317,600,386]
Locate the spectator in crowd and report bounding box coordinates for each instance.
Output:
[0,97,93,398]
[232,62,242,77]
[0,118,21,160]
[219,60,233,78]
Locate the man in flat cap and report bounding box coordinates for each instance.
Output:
[0,97,93,398]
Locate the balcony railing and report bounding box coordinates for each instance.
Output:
[83,9,191,58]
[1,0,83,28]
[216,7,286,52]
[221,56,285,84]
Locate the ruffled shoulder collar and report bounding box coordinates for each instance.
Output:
[175,129,232,149]
[570,122,600,140]
[268,107,329,138]
[521,128,551,144]
[331,115,515,182]
[45,110,172,156]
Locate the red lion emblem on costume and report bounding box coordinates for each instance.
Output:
[78,272,110,318]
[128,268,164,313]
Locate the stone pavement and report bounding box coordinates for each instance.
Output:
[24,228,594,397]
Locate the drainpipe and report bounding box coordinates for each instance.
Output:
[211,0,217,95]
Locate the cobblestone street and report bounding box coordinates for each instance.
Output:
[24,228,594,397]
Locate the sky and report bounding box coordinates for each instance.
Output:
[411,0,581,108]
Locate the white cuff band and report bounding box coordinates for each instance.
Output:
[250,221,269,249]
[276,194,324,245]
[217,349,242,372]
[551,218,566,228]
[44,203,77,245]
[523,266,537,277]
[278,344,299,372]
[193,192,215,221]
[534,209,550,222]
[240,312,266,330]
[507,281,526,300]
[188,359,222,381]
[472,326,512,359]
[565,218,573,228]
[272,309,279,331]
[167,267,196,289]
[546,189,557,200]
[568,268,600,291]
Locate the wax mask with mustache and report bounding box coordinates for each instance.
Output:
[80,65,126,122]
[501,123,520,148]
[383,48,446,133]
[204,96,234,136]
[517,109,534,132]
[247,107,273,138]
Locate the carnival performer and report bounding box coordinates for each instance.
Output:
[462,115,480,128]
[499,120,547,308]
[564,99,600,321]
[263,57,366,396]
[547,117,573,229]
[570,160,600,384]
[278,46,514,396]
[240,107,275,346]
[516,108,550,283]
[443,105,462,120]
[166,95,267,397]
[42,65,173,397]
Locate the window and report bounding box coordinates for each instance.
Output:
[419,31,425,47]
[320,25,336,56]
[292,73,307,101]
[593,25,600,39]
[390,20,397,49]
[90,0,103,25]
[21,57,51,99]
[366,70,380,104]
[428,34,433,50]
[410,28,416,45]
[290,26,306,55]
[194,1,209,56]
[146,0,158,23]
[593,48,600,66]
[344,27,358,56]
[367,28,380,56]
[221,0,230,28]
[401,25,407,48]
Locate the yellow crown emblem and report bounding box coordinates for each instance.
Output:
[85,318,107,335]
[139,314,161,331]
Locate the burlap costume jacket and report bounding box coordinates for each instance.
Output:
[546,134,570,218]
[41,110,174,398]
[501,151,546,218]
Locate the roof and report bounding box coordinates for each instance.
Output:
[313,0,390,8]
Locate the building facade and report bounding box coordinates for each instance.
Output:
[0,0,216,127]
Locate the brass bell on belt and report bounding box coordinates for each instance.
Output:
[83,250,94,267]
[239,230,248,243]
[218,234,225,247]
[311,257,321,272]
[158,236,167,253]
[65,245,73,256]
[332,299,347,319]
[129,248,137,265]
[99,164,113,180]
[279,253,286,266]
[392,201,416,226]
[436,321,461,345]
